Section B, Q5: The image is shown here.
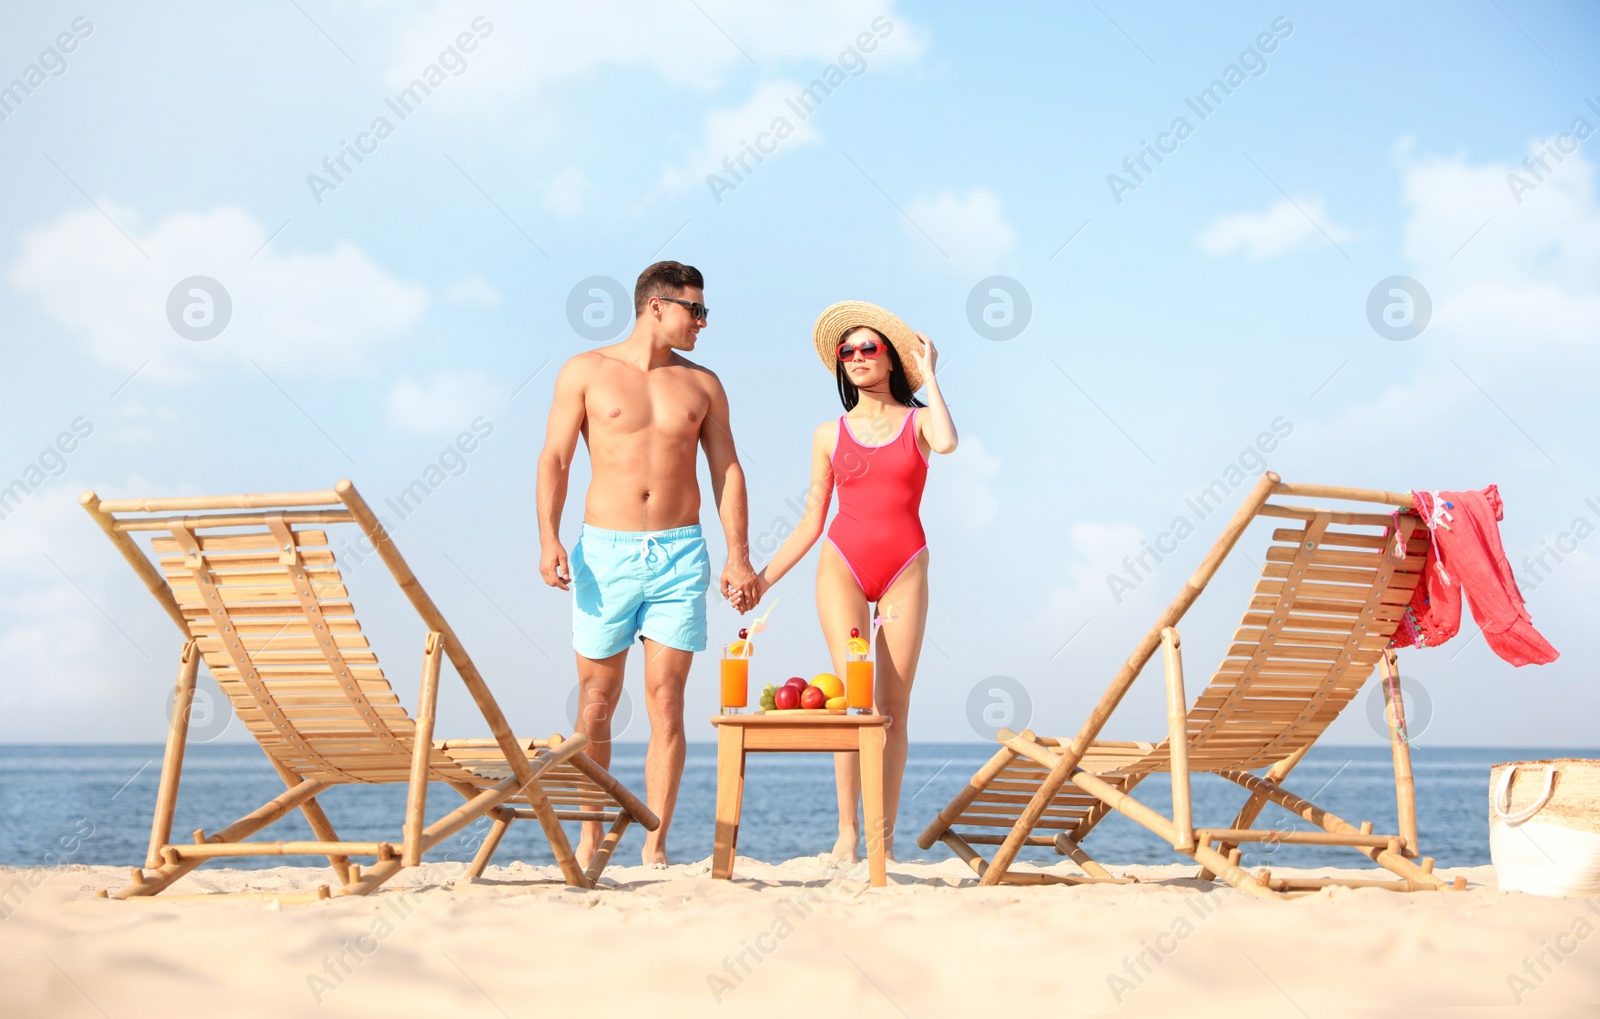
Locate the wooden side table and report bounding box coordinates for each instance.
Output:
[710,713,892,887]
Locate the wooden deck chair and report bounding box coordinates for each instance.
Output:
[81,481,657,899]
[918,473,1467,898]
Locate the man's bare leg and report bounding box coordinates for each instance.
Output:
[573,647,628,866]
[639,638,694,866]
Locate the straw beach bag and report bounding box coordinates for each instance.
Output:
[1490,759,1600,897]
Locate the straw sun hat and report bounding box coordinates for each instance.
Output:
[812,300,926,393]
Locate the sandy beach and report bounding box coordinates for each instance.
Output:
[4,857,1597,1017]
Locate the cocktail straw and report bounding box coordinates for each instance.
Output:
[748,598,779,635]
[738,599,778,658]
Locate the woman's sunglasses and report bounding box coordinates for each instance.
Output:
[836,339,883,361]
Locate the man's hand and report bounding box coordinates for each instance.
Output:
[540,541,571,591]
[721,557,759,613]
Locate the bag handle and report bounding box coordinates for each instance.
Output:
[1493,764,1557,826]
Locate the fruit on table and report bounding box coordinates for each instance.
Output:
[783,676,808,693]
[800,685,826,710]
[825,695,846,710]
[759,684,777,711]
[774,685,800,710]
[811,673,843,699]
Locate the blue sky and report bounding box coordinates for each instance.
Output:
[1,0,1596,747]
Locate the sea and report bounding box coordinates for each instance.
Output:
[1,744,1584,874]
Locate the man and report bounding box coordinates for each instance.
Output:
[538,261,759,866]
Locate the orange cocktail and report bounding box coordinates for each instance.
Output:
[846,659,874,711]
[845,627,873,712]
[720,644,749,712]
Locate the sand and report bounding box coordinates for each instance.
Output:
[2,856,1597,1017]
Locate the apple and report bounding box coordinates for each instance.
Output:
[784,676,808,693]
[800,685,826,709]
[775,685,800,710]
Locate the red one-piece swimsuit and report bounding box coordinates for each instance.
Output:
[826,408,929,601]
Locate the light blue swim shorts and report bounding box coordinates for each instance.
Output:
[570,524,710,659]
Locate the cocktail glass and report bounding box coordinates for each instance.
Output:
[846,649,874,714]
[720,643,749,714]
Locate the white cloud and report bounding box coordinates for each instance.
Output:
[445,276,500,305]
[382,1,920,99]
[0,480,206,742]
[1291,143,1600,495]
[1195,197,1352,260]
[1288,372,1479,471]
[7,204,428,383]
[903,188,1016,274]
[104,398,182,446]
[1019,522,1150,650]
[1399,146,1600,364]
[1402,144,1599,285]
[383,371,505,435]
[541,166,591,218]
[659,80,823,196]
[922,432,1000,530]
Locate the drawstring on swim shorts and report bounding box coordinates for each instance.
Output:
[639,534,664,567]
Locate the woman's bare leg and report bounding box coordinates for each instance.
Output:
[872,550,930,861]
[817,541,873,863]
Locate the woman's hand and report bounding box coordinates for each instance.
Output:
[722,557,758,613]
[911,331,938,381]
[912,331,959,454]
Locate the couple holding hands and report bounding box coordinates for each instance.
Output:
[537,261,958,867]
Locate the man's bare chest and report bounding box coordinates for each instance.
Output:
[585,369,707,440]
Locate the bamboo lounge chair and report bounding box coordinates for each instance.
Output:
[81,481,657,899]
[919,473,1469,897]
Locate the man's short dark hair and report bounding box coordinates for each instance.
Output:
[634,261,704,315]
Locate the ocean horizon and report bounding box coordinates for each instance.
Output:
[4,743,1590,874]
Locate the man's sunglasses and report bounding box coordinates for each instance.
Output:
[836,339,883,361]
[655,296,709,322]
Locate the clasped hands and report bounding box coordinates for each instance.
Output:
[721,558,761,614]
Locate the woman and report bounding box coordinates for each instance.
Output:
[755,301,958,862]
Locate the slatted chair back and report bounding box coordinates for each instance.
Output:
[918,476,1464,895]
[81,482,649,894]
[1173,510,1428,773]
[150,517,480,786]
[930,503,1434,843]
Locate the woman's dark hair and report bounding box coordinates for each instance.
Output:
[834,327,925,410]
